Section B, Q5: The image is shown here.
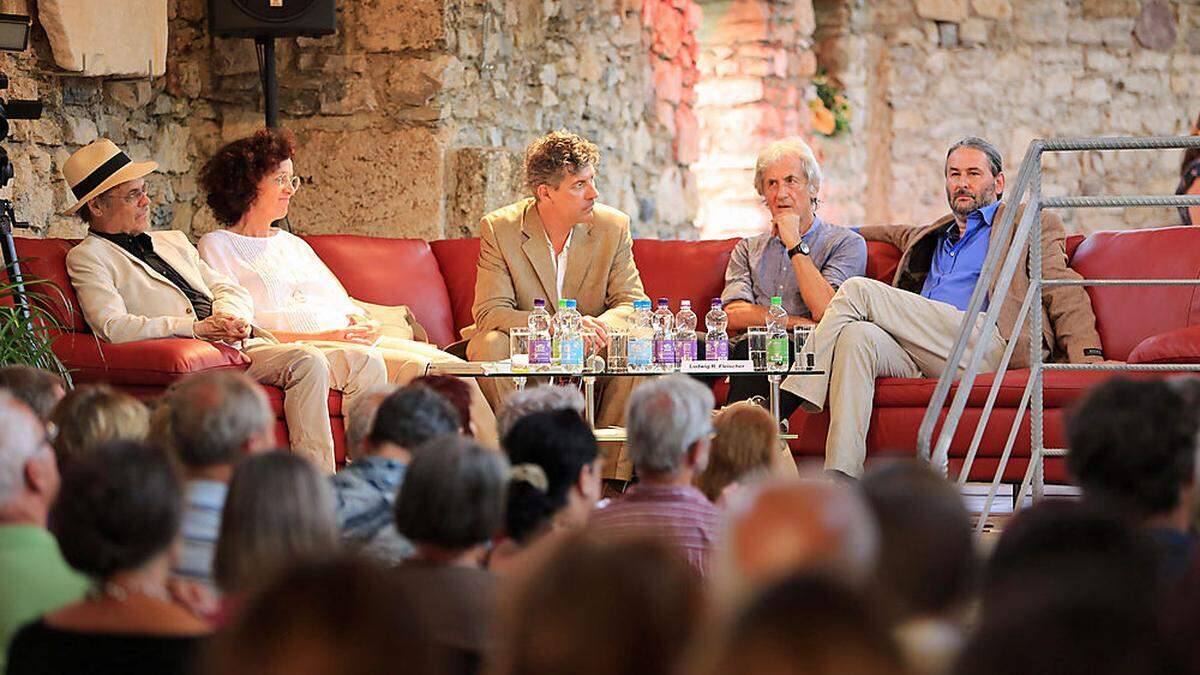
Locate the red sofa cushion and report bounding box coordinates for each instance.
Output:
[1128,325,1200,364]
[303,235,458,348]
[1070,226,1200,361]
[865,241,900,284]
[430,238,481,339]
[13,237,88,332]
[54,333,249,386]
[632,238,739,311]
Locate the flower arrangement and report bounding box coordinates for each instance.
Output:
[809,71,851,137]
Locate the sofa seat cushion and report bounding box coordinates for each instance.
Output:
[304,235,458,348]
[54,333,249,386]
[262,386,343,416]
[1128,325,1200,364]
[870,369,1111,408]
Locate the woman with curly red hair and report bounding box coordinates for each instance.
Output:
[196,129,496,446]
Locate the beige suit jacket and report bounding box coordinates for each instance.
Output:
[470,198,648,335]
[859,202,1103,368]
[66,230,255,344]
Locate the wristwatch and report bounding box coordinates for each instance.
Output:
[787,241,810,259]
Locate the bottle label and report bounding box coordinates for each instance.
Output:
[654,338,676,364]
[628,339,653,366]
[551,336,561,363]
[706,338,729,360]
[767,336,789,368]
[675,339,697,362]
[561,337,584,367]
[530,338,551,365]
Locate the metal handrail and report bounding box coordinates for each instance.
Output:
[915,135,1200,523]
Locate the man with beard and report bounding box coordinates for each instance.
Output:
[781,137,1104,478]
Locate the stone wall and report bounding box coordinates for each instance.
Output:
[813,0,1198,233]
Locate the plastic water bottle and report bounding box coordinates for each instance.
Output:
[528,299,552,369]
[628,299,654,371]
[705,298,728,360]
[652,297,676,370]
[674,300,698,365]
[766,296,789,371]
[551,299,568,366]
[559,299,585,372]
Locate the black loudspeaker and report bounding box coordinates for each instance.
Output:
[208,0,336,38]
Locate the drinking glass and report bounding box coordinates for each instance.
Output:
[747,327,769,372]
[510,328,530,373]
[607,330,629,373]
[793,326,812,370]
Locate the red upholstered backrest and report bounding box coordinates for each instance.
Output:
[1069,226,1200,361]
[303,235,458,348]
[865,241,900,284]
[12,237,88,332]
[430,238,481,339]
[632,238,739,311]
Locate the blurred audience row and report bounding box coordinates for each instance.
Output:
[0,362,1197,675]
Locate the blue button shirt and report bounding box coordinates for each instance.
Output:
[920,200,1000,312]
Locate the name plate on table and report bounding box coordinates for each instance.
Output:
[681,359,755,373]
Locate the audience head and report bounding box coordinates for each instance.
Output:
[496,384,585,438]
[502,408,601,544]
[199,127,297,226]
[367,383,461,454]
[724,478,879,597]
[394,436,508,559]
[49,384,149,470]
[860,460,976,623]
[0,365,64,422]
[944,136,1004,216]
[1067,377,1199,523]
[51,441,181,580]
[697,401,779,502]
[625,374,715,481]
[169,371,274,471]
[214,450,339,594]
[705,573,905,675]
[413,374,473,436]
[494,532,702,675]
[342,385,397,461]
[0,391,58,523]
[205,556,441,675]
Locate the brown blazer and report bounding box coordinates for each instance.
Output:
[859,203,1104,368]
[469,198,648,335]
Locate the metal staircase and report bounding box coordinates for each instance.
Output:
[914,136,1200,533]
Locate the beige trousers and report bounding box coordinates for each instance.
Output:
[467,329,639,480]
[781,277,1005,477]
[244,340,389,475]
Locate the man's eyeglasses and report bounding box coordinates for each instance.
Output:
[273,175,301,191]
[111,188,149,205]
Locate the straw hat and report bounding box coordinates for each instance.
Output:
[61,139,158,215]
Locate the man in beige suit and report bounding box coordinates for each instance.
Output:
[782,137,1104,478]
[467,130,648,479]
[61,139,386,473]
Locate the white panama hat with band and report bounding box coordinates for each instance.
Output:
[61,139,158,215]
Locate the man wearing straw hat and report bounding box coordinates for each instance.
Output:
[60,139,387,473]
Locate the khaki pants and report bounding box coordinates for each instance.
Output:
[781,277,1005,477]
[467,329,639,479]
[244,340,389,475]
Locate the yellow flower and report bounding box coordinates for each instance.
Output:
[809,99,836,136]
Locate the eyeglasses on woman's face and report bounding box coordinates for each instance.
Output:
[273,174,301,191]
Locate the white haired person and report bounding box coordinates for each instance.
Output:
[719,136,866,414]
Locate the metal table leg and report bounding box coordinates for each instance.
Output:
[584,375,596,428]
[514,376,527,391]
[768,373,782,427]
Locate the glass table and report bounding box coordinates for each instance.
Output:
[425,360,825,430]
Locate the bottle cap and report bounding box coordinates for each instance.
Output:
[771,296,783,305]
[658,297,669,306]
[534,298,545,308]
[566,299,577,308]
[681,300,691,307]
[712,298,722,306]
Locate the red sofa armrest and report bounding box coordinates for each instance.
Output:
[53,333,250,387]
[1127,325,1200,365]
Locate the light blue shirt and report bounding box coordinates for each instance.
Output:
[173,480,227,588]
[331,456,415,564]
[920,200,1000,312]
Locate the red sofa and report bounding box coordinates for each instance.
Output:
[16,225,1200,477]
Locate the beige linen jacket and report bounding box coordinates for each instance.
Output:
[66,230,255,344]
[469,198,648,335]
[859,202,1104,368]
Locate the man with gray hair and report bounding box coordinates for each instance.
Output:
[720,137,866,413]
[783,136,1103,478]
[0,392,88,667]
[495,384,587,438]
[168,370,275,588]
[588,374,721,576]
